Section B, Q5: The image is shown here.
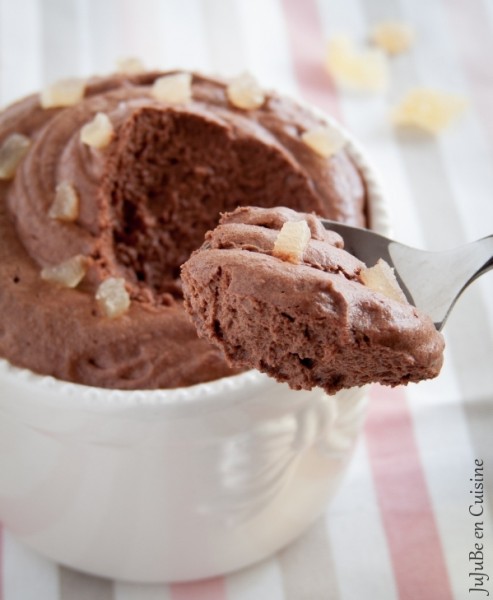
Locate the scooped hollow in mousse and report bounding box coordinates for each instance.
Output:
[0,71,367,389]
[181,206,445,395]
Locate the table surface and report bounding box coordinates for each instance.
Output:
[1,0,492,598]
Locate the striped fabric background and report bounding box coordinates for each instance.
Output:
[0,0,492,598]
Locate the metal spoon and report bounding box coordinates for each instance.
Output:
[321,220,493,331]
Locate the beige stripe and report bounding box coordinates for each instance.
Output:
[443,305,493,516]
[59,566,114,600]
[278,519,340,600]
[396,102,493,598]
[394,17,493,515]
[361,0,493,516]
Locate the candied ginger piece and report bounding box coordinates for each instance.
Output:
[116,56,145,74]
[96,277,131,318]
[48,181,79,222]
[151,72,192,104]
[41,255,88,288]
[0,133,31,180]
[80,112,114,149]
[360,259,408,304]
[392,88,466,134]
[227,73,265,110]
[371,21,415,55]
[40,78,86,108]
[301,125,346,158]
[326,34,389,92]
[272,220,311,264]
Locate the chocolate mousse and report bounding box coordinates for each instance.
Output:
[181,207,445,394]
[0,71,366,389]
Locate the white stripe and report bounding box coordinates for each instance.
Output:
[234,0,299,96]
[480,0,493,29]
[114,581,172,600]
[409,0,493,230]
[0,0,42,106]
[157,0,211,72]
[111,0,168,71]
[195,18,290,600]
[314,0,426,249]
[3,530,59,600]
[41,0,84,83]
[208,9,290,596]
[316,0,367,35]
[75,0,92,76]
[226,557,285,600]
[398,0,493,332]
[201,0,246,76]
[81,0,120,75]
[326,440,398,600]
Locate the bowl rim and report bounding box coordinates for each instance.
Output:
[0,100,391,412]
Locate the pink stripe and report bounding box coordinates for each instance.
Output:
[169,576,228,600]
[280,0,342,120]
[443,0,493,148]
[365,386,453,600]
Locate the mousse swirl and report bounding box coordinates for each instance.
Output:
[0,71,366,389]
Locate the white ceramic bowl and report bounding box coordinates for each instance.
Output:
[0,112,389,583]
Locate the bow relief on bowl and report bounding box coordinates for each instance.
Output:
[198,388,367,525]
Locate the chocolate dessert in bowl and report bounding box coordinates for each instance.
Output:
[0,70,438,582]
